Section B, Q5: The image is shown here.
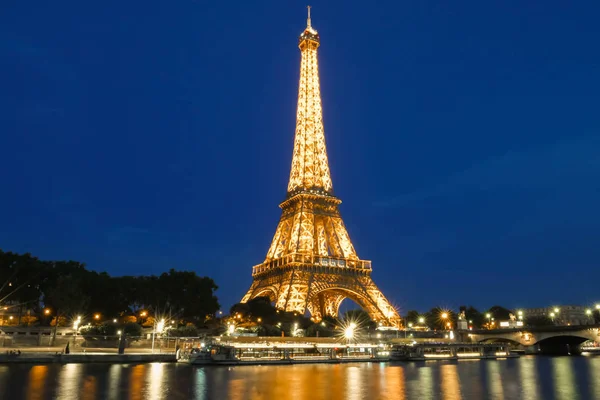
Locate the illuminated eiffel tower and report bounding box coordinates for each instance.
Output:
[241,8,401,327]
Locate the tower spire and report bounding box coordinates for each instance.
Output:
[289,8,328,195]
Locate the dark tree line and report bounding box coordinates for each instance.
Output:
[0,250,220,327]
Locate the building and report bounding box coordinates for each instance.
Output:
[522,305,594,326]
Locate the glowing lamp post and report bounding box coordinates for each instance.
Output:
[344,323,356,341]
[73,316,82,343]
[151,318,166,353]
[441,312,449,330]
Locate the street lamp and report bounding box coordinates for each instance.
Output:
[73,316,82,342]
[152,318,166,353]
[44,309,51,316]
[94,314,100,321]
[344,323,356,340]
[418,317,425,324]
[554,308,560,314]
[596,304,600,310]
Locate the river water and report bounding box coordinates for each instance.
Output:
[1,356,600,399]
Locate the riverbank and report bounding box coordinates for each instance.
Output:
[0,351,175,364]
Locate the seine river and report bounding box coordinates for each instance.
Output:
[1,356,600,399]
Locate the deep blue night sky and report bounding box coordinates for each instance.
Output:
[1,1,599,313]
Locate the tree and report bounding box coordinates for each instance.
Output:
[44,273,91,345]
[404,310,420,325]
[306,323,334,337]
[169,325,199,337]
[462,306,484,329]
[230,296,278,325]
[425,307,456,330]
[123,322,143,337]
[153,270,220,325]
[45,274,91,322]
[1,250,223,329]
[487,305,513,321]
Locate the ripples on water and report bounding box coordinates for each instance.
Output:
[1,356,600,399]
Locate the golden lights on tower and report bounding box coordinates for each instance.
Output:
[241,9,402,328]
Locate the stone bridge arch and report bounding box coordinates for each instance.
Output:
[470,327,600,347]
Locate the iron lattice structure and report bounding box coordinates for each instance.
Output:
[241,10,402,328]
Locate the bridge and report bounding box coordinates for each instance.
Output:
[466,325,600,355]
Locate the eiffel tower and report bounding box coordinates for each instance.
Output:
[241,8,402,328]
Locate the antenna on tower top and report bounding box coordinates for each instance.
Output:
[307,5,312,28]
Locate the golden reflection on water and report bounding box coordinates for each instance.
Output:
[8,357,600,399]
[128,364,145,400]
[588,357,600,399]
[486,361,504,400]
[81,374,97,400]
[380,365,405,400]
[346,366,362,400]
[145,363,166,400]
[440,364,462,400]
[26,365,48,400]
[422,365,435,399]
[552,357,577,400]
[56,364,83,400]
[226,364,386,400]
[107,364,122,400]
[518,357,540,400]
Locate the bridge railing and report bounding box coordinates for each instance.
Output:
[470,324,600,335]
